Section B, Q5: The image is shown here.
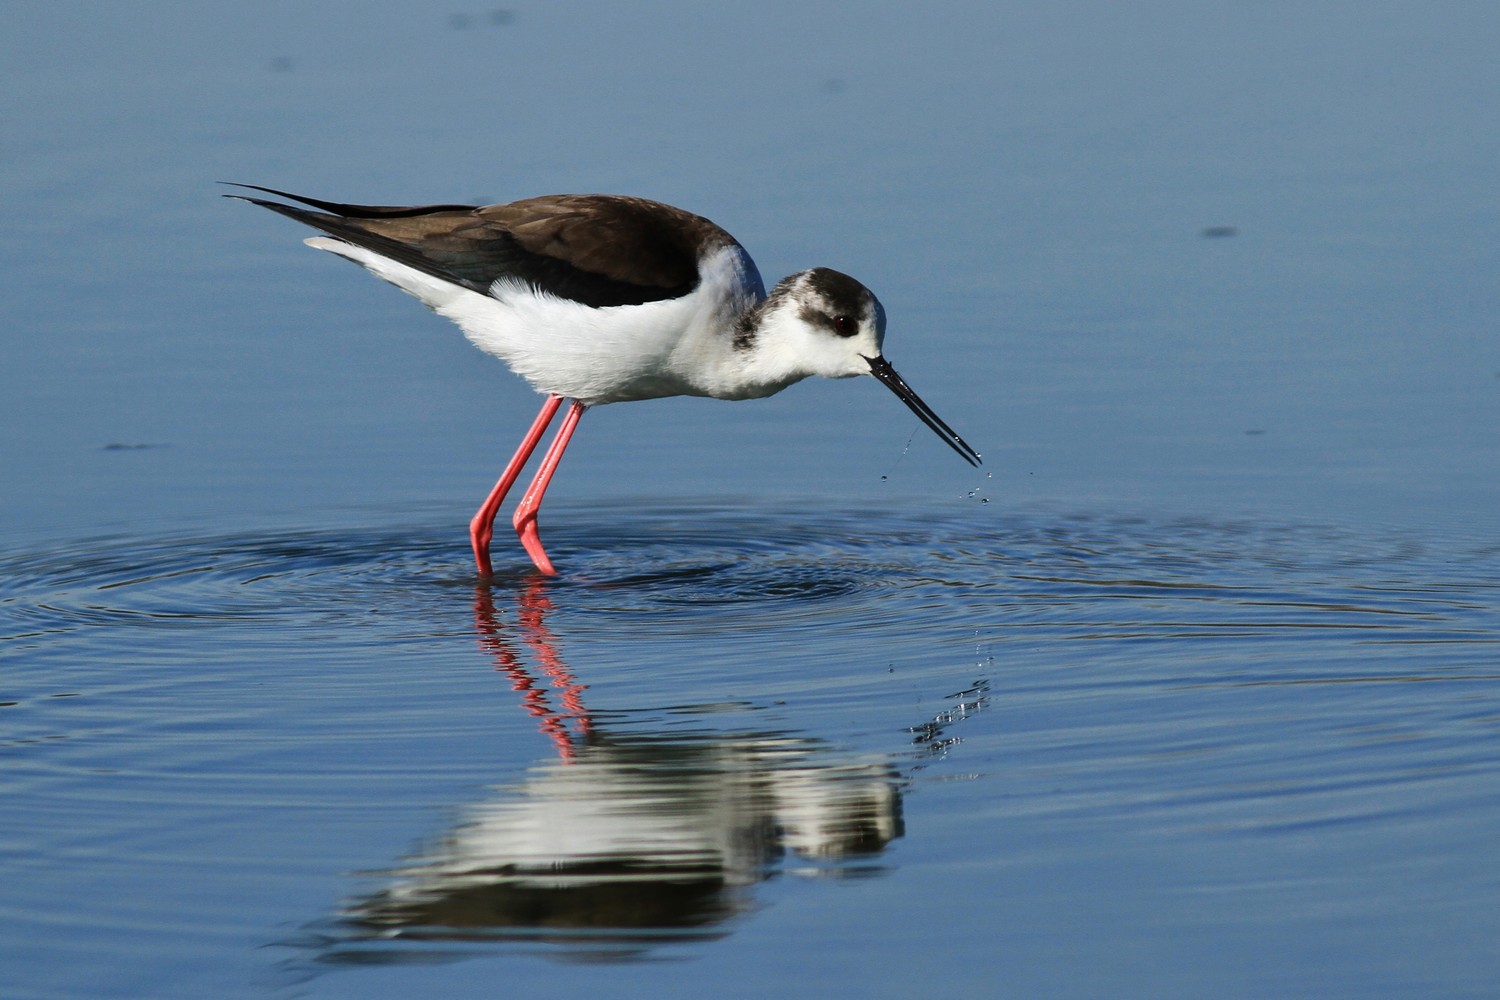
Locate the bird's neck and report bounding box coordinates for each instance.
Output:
[657,248,806,401]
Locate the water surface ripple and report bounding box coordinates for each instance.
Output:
[2,503,1497,994]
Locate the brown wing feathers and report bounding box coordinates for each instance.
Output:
[227,184,735,308]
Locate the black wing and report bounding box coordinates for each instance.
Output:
[226,184,735,308]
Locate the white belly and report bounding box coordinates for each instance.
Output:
[307,238,769,405]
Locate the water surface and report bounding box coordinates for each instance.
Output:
[5,505,1498,996]
[3,2,1499,998]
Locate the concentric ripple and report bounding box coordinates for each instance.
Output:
[4,500,1500,992]
[2,502,1495,650]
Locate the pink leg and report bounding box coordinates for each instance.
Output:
[470,394,563,576]
[512,400,587,576]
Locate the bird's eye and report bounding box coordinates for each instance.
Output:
[832,315,857,337]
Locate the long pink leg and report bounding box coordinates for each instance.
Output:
[512,400,587,576]
[469,394,563,576]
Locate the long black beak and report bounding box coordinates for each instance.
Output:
[866,355,982,467]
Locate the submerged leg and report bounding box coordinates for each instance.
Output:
[470,394,564,576]
[512,400,588,576]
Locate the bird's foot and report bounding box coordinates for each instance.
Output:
[470,516,496,577]
[514,512,558,576]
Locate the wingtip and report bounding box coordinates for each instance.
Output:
[219,182,291,208]
[216,183,357,216]
[219,181,266,197]
[218,181,291,197]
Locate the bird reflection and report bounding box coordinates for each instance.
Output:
[330,581,904,958]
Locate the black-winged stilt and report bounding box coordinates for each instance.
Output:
[231,185,980,576]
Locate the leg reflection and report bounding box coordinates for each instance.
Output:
[472,578,590,760]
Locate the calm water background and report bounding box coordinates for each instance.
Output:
[3,3,1498,998]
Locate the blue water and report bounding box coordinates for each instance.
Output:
[4,3,1499,998]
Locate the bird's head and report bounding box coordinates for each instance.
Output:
[755,267,886,380]
[755,268,980,466]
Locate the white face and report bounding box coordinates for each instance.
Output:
[764,267,887,380]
